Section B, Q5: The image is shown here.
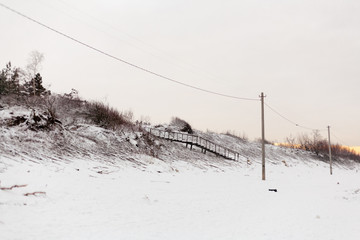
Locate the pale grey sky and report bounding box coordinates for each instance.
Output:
[1,0,359,145]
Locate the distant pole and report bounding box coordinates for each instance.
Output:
[328,126,332,175]
[260,92,266,180]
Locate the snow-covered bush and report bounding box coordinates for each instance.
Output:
[170,117,193,134]
[85,101,132,130]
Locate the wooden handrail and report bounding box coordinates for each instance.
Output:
[145,127,240,161]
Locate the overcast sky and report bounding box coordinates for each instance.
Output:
[1,0,359,145]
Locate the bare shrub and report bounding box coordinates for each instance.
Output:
[23,95,44,109]
[0,94,26,106]
[224,130,248,142]
[281,132,360,162]
[297,133,311,151]
[56,91,86,123]
[122,109,134,122]
[170,117,193,134]
[294,131,329,156]
[285,134,296,147]
[63,88,79,100]
[141,132,160,158]
[331,145,360,162]
[256,138,273,145]
[85,101,131,130]
[44,96,57,120]
[139,115,151,124]
[25,96,60,124]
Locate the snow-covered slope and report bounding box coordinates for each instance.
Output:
[1,152,360,240]
[1,99,360,240]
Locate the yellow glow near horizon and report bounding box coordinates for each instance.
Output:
[349,146,360,154]
[275,143,360,155]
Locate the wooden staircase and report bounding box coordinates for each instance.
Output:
[145,127,240,161]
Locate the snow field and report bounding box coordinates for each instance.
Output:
[1,158,359,240]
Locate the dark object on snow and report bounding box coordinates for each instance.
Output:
[8,116,27,126]
[269,189,278,192]
[27,109,62,131]
[170,117,193,134]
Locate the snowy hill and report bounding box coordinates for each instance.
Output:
[1,96,360,240]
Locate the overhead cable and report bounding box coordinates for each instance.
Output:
[330,131,350,146]
[0,2,258,102]
[265,102,325,132]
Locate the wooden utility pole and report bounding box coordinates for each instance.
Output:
[260,92,266,180]
[328,126,333,175]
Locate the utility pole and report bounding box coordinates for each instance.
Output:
[260,92,266,180]
[328,126,332,175]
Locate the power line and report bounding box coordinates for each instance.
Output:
[266,101,353,146]
[0,2,258,102]
[52,0,232,87]
[265,102,325,132]
[54,0,231,84]
[330,131,350,146]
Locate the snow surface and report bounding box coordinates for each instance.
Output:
[1,103,360,239]
[1,157,360,240]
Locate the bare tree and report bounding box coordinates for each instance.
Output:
[285,134,296,148]
[26,51,44,96]
[297,133,311,151]
[282,132,360,161]
[311,130,324,155]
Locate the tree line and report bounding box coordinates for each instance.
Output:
[0,51,49,98]
[279,130,360,162]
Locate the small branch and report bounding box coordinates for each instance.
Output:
[0,184,27,190]
[24,191,46,196]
